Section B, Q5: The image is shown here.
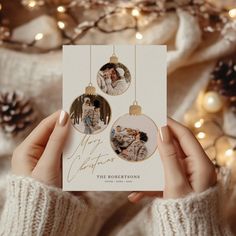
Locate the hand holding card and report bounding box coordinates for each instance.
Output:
[12,111,70,188]
[128,118,216,203]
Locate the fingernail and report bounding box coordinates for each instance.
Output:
[128,192,138,199]
[128,192,144,202]
[159,126,171,143]
[59,110,68,126]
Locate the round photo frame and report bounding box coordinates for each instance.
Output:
[97,62,131,96]
[70,94,111,135]
[110,113,158,162]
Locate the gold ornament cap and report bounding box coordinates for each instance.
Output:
[85,84,96,95]
[129,102,142,115]
[110,53,118,64]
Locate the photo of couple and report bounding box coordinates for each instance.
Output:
[97,62,131,96]
[111,126,148,161]
[70,94,111,134]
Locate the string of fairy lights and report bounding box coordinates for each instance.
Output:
[0,0,236,53]
[189,117,236,168]
[0,0,235,168]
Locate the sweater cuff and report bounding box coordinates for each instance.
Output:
[0,175,87,236]
[151,186,231,236]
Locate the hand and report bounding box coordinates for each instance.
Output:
[105,78,112,85]
[103,73,109,80]
[11,110,70,188]
[128,118,217,203]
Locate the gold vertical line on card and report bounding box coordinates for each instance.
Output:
[134,45,137,104]
[89,45,92,85]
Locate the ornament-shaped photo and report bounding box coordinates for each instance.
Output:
[69,46,111,135]
[97,45,131,96]
[111,113,158,162]
[110,46,158,162]
[70,94,111,135]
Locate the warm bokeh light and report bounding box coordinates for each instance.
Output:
[225,148,234,157]
[34,33,44,41]
[57,21,65,29]
[229,8,236,18]
[225,148,235,167]
[194,119,204,128]
[28,0,36,8]
[57,6,66,13]
[132,8,140,17]
[135,32,143,40]
[197,132,206,139]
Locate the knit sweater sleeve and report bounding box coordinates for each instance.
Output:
[150,186,233,236]
[97,186,232,236]
[0,175,88,236]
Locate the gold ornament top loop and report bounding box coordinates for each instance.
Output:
[85,84,96,95]
[129,101,142,115]
[110,53,118,64]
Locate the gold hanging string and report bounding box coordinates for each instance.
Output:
[89,44,92,86]
[85,45,96,95]
[134,44,137,105]
[129,44,142,115]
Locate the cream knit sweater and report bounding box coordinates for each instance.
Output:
[0,175,233,236]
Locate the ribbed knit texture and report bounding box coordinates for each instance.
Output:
[0,175,233,236]
[151,187,232,236]
[0,175,87,236]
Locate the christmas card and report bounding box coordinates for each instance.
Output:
[62,45,166,191]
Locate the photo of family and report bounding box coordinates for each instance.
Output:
[110,114,158,162]
[70,94,111,134]
[97,62,131,96]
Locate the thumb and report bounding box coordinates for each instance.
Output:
[158,126,191,198]
[37,110,70,170]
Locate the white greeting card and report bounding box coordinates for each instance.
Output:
[63,45,166,191]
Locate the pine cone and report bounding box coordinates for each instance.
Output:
[208,57,236,115]
[209,58,236,98]
[0,91,35,135]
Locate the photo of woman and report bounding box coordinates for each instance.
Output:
[110,114,158,162]
[97,62,131,96]
[70,94,111,134]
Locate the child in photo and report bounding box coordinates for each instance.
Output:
[111,126,148,161]
[111,125,126,154]
[121,131,148,161]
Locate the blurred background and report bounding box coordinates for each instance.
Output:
[0,0,235,202]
